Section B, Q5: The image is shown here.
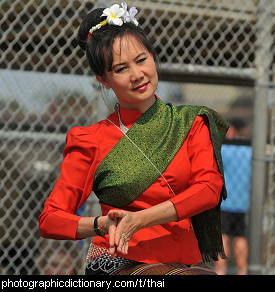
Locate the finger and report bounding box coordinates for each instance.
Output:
[117,239,124,254]
[117,233,128,255]
[122,241,129,255]
[108,222,116,248]
[108,210,117,220]
[108,209,126,220]
[109,245,117,259]
[114,219,123,247]
[108,219,117,258]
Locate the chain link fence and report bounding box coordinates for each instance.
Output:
[0,0,274,275]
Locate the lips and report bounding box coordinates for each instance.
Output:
[132,82,149,92]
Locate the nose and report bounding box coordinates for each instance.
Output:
[130,65,144,83]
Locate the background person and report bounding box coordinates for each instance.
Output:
[215,118,251,275]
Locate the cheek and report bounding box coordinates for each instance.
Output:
[147,61,158,80]
[110,78,130,95]
[113,79,128,90]
[150,66,158,86]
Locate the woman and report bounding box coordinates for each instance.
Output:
[39,3,228,275]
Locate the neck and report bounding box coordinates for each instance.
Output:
[119,95,156,113]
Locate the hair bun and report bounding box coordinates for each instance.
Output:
[77,8,105,51]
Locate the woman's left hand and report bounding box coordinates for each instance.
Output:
[108,210,141,256]
[108,200,179,257]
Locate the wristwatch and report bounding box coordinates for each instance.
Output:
[94,216,105,237]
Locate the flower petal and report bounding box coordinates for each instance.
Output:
[117,9,124,17]
[112,17,123,26]
[121,2,127,9]
[101,7,111,17]
[110,4,120,13]
[132,18,139,26]
[129,7,138,17]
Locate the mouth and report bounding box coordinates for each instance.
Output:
[132,82,149,92]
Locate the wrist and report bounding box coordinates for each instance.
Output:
[94,216,105,237]
[97,216,108,236]
[132,210,144,231]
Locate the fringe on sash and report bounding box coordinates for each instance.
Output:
[202,250,227,262]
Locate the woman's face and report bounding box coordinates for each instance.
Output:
[97,34,158,112]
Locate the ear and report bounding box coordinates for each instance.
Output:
[96,75,111,89]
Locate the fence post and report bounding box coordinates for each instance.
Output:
[248,0,273,275]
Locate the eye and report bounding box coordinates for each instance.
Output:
[137,57,147,64]
[115,66,127,73]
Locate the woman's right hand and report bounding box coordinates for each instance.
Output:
[76,215,118,258]
[98,215,118,258]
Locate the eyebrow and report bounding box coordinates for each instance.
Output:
[112,53,147,71]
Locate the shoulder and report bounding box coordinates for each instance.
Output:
[65,115,117,153]
[66,125,96,144]
[174,103,225,122]
[188,116,210,141]
[171,103,209,128]
[65,121,102,151]
[171,103,201,116]
[171,103,211,125]
[175,103,228,139]
[66,117,111,142]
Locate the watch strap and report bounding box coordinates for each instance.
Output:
[94,216,104,237]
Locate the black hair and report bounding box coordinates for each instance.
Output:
[77,8,157,76]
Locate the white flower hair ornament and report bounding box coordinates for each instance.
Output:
[87,3,139,41]
[121,2,139,26]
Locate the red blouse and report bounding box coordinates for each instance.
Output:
[39,105,223,265]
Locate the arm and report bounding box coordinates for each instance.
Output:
[39,127,98,240]
[169,115,223,220]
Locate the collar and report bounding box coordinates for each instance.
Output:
[118,106,142,127]
[117,95,159,126]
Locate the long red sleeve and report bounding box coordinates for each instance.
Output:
[169,115,223,220]
[39,127,99,239]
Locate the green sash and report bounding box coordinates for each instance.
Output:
[93,98,228,261]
